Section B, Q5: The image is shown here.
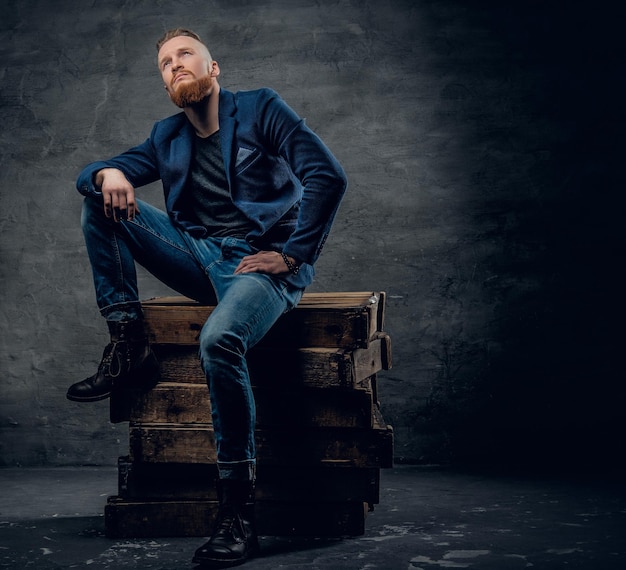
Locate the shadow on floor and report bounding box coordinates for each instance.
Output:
[1,465,625,569]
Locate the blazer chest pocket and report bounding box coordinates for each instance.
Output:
[235,146,260,174]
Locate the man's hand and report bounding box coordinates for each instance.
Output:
[95,168,140,222]
[234,251,296,275]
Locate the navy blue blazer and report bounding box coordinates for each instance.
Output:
[77,87,347,287]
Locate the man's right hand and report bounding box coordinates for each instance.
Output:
[95,168,140,222]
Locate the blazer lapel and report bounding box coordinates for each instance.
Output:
[218,89,237,189]
[166,120,194,212]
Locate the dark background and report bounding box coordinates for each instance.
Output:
[1,0,623,472]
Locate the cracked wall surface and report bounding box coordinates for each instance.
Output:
[0,0,623,468]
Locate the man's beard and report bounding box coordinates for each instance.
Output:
[169,74,213,108]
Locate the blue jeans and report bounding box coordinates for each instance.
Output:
[82,197,303,480]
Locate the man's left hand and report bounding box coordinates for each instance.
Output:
[234,251,294,275]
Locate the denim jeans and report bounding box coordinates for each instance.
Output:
[82,197,303,480]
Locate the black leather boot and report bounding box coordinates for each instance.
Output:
[192,479,260,568]
[66,320,160,402]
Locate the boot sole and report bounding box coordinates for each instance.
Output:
[191,555,249,568]
[66,391,111,402]
[192,544,259,568]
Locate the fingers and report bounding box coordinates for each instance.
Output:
[234,251,287,275]
[102,181,138,222]
[105,196,131,222]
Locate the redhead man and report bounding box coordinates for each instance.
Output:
[67,28,347,567]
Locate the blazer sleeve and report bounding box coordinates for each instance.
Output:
[76,128,162,196]
[258,90,347,265]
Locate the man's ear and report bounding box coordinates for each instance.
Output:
[210,61,221,78]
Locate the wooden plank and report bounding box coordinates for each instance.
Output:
[250,335,391,386]
[142,291,382,309]
[105,497,214,538]
[117,457,217,500]
[254,387,376,429]
[141,292,384,348]
[128,414,393,468]
[116,458,380,504]
[128,382,376,428]
[105,497,368,538]
[376,291,387,334]
[150,345,202,383]
[150,337,389,387]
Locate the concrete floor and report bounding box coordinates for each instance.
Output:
[0,465,625,569]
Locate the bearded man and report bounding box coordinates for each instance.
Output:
[67,28,347,568]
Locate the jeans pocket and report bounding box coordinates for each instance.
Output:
[220,237,255,260]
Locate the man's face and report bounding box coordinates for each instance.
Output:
[157,36,219,107]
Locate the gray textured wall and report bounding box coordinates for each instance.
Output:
[1,1,623,470]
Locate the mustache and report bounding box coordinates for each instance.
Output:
[170,71,195,89]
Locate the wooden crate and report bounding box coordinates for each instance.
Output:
[128,380,378,428]
[141,292,386,349]
[151,333,391,387]
[105,497,369,538]
[110,335,391,424]
[116,458,380,504]
[128,405,393,468]
[106,292,394,539]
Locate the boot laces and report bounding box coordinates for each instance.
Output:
[99,341,130,379]
[213,507,245,541]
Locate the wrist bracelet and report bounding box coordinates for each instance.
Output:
[281,252,300,275]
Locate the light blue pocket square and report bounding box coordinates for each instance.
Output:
[235,146,255,168]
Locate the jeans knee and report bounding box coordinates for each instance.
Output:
[81,196,104,230]
[199,324,246,370]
